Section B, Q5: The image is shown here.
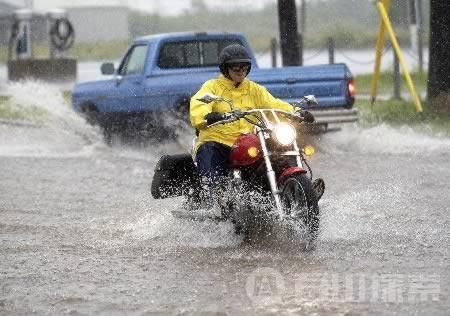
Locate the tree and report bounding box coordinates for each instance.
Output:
[277,0,300,66]
[427,0,450,113]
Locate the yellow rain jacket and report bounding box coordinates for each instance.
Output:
[190,75,294,150]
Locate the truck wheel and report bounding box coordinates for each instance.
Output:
[175,96,190,122]
[80,103,99,126]
[102,123,113,145]
[81,104,113,145]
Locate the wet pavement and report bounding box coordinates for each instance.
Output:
[0,83,449,315]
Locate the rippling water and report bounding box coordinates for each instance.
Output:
[0,81,448,314]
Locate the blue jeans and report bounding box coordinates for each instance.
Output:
[195,142,231,208]
[196,141,231,183]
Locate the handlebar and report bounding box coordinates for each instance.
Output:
[291,95,318,108]
[198,95,318,128]
[206,108,310,128]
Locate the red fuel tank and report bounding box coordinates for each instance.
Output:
[229,133,262,167]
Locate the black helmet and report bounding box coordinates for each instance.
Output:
[219,44,252,77]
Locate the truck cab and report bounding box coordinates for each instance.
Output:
[72,31,357,135]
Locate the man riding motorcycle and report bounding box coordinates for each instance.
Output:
[190,44,313,205]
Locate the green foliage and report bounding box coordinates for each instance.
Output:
[0,0,430,62]
[128,9,280,52]
[68,41,130,61]
[127,0,429,52]
[0,48,7,63]
[63,91,72,104]
[0,96,8,105]
[357,98,450,135]
[353,71,448,133]
[358,98,418,123]
[0,41,130,63]
[2,89,448,135]
[355,71,427,95]
[0,96,48,122]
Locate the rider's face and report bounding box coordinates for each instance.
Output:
[227,63,249,84]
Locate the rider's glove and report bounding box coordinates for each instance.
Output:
[295,109,315,123]
[205,112,225,125]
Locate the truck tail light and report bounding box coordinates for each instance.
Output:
[348,79,356,98]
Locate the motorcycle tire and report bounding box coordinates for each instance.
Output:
[227,181,273,241]
[226,181,249,236]
[280,173,320,241]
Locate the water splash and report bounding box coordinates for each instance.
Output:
[322,123,450,155]
[0,80,104,157]
[319,181,407,242]
[124,198,242,248]
[3,80,447,251]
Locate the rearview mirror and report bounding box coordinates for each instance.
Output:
[101,62,115,75]
[304,95,318,106]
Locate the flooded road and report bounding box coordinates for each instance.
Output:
[0,83,449,315]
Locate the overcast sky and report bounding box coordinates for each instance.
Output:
[7,0,277,15]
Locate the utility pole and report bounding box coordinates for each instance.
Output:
[408,0,418,52]
[416,0,424,74]
[300,0,306,34]
[298,0,306,66]
[427,0,450,102]
[277,0,300,66]
[408,0,423,73]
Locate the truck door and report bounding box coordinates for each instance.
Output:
[109,44,148,112]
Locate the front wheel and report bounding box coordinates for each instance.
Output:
[280,173,319,241]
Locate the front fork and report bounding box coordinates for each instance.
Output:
[254,131,279,218]
[255,130,304,219]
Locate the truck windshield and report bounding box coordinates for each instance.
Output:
[118,45,147,75]
[158,39,243,69]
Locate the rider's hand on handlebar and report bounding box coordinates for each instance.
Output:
[295,109,315,123]
[205,112,225,125]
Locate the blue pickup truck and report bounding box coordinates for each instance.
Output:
[72,32,357,136]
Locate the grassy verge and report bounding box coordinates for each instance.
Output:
[354,71,428,96]
[0,41,130,64]
[0,96,48,122]
[356,98,450,135]
[63,91,72,104]
[2,83,449,137]
[68,41,130,61]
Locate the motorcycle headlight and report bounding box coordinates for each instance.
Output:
[272,123,296,146]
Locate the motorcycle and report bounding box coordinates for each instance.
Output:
[151,94,325,243]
